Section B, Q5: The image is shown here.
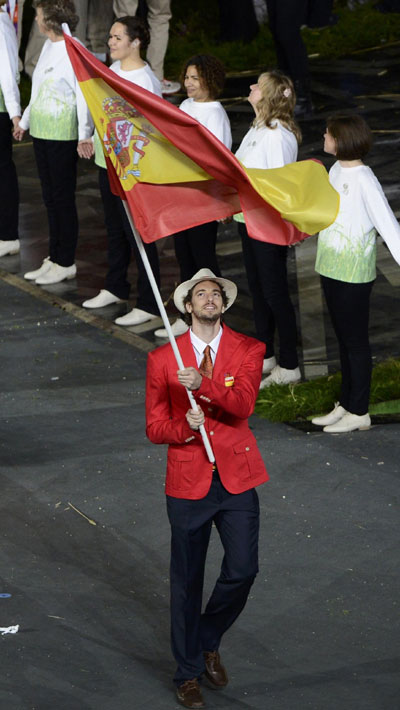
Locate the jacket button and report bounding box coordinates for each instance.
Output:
[210,431,214,436]
[245,446,250,451]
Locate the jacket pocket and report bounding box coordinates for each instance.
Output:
[167,449,195,489]
[233,437,264,481]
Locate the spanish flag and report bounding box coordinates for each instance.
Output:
[64,34,339,245]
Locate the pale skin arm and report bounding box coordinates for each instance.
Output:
[77,139,95,159]
[12,117,24,141]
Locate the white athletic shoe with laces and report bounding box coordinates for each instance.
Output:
[323,412,371,433]
[259,364,301,388]
[115,308,157,326]
[82,289,122,309]
[161,78,181,94]
[36,262,76,284]
[0,239,20,257]
[262,356,277,374]
[312,402,347,427]
[154,318,188,338]
[24,257,53,281]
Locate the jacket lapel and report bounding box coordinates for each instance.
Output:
[213,326,241,380]
[173,330,198,369]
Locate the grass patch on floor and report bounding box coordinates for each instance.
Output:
[255,358,400,423]
[165,2,400,78]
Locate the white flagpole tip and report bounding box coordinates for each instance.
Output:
[62,22,72,36]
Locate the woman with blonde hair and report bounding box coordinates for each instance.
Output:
[235,70,302,386]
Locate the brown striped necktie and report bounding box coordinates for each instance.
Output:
[199,345,213,379]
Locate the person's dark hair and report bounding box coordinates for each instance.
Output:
[326,113,372,160]
[181,54,226,100]
[114,16,150,54]
[182,281,228,325]
[34,0,78,35]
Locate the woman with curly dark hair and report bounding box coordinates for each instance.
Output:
[154,54,232,338]
[14,0,93,285]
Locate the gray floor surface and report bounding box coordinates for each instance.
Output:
[1,43,400,710]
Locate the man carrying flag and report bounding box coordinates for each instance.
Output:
[146,268,268,708]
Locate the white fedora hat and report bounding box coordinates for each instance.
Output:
[173,268,238,314]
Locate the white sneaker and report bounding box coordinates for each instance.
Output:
[312,402,347,427]
[259,365,301,389]
[35,262,77,284]
[154,318,188,338]
[323,412,371,433]
[262,356,277,374]
[115,308,157,326]
[82,289,122,309]
[24,256,53,281]
[161,78,181,95]
[0,239,20,257]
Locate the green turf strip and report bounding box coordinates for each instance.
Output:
[255,359,400,423]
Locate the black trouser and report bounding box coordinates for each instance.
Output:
[33,137,78,267]
[0,112,19,241]
[174,221,221,282]
[239,222,299,369]
[321,275,374,415]
[266,0,310,85]
[98,167,160,313]
[167,470,259,685]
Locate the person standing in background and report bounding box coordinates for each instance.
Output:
[153,53,232,339]
[21,0,114,76]
[82,15,162,327]
[113,0,180,94]
[266,0,312,116]
[235,70,302,387]
[13,0,93,285]
[312,114,400,433]
[0,3,21,258]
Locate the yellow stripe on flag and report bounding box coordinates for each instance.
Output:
[82,77,211,191]
[244,160,340,235]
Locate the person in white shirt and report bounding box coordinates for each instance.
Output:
[112,0,180,95]
[0,5,21,258]
[13,0,93,285]
[81,15,163,328]
[234,70,302,387]
[154,53,232,339]
[312,113,400,433]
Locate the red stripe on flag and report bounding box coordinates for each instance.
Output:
[64,33,310,245]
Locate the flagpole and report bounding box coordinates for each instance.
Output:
[122,203,215,464]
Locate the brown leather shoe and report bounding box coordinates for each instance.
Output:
[176,679,205,708]
[203,650,228,688]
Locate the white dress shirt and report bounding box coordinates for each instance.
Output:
[189,327,223,367]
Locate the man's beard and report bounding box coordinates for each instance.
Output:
[192,308,221,325]
[197,313,220,324]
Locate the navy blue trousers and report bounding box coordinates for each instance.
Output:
[166,470,259,685]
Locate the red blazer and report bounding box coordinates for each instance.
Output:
[146,325,269,499]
